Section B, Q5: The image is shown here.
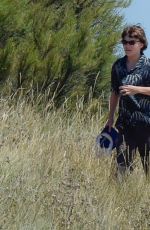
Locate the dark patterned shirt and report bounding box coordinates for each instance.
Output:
[111,54,150,128]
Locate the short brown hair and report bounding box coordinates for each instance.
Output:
[121,25,148,52]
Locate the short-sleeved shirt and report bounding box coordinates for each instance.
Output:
[111,54,150,129]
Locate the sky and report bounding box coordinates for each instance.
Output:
[123,0,150,57]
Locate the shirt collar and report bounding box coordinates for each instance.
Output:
[134,54,146,69]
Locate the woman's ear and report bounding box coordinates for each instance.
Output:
[140,42,144,50]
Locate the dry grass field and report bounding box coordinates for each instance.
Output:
[0,99,150,230]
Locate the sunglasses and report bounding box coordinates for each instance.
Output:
[121,39,140,45]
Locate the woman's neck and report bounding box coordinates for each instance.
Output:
[126,54,141,72]
[127,54,141,64]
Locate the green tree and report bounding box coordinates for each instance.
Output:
[0,0,132,108]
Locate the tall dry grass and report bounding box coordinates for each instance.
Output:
[0,98,150,230]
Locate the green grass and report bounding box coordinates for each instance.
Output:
[0,99,150,230]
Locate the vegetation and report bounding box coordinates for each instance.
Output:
[0,98,150,229]
[0,0,132,108]
[2,2,148,230]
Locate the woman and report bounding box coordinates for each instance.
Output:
[106,25,150,178]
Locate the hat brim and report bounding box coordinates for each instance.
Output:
[96,126,119,152]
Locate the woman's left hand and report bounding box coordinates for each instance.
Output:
[119,85,138,96]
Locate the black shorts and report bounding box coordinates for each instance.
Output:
[116,125,150,175]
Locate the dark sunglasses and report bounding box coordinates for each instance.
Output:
[121,39,140,45]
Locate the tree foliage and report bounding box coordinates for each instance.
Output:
[0,0,132,108]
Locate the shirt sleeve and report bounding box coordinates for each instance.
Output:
[144,65,150,86]
[111,62,120,95]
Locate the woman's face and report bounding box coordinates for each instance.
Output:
[122,35,144,57]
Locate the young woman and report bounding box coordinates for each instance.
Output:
[106,25,150,178]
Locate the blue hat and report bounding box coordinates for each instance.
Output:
[96,126,119,151]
